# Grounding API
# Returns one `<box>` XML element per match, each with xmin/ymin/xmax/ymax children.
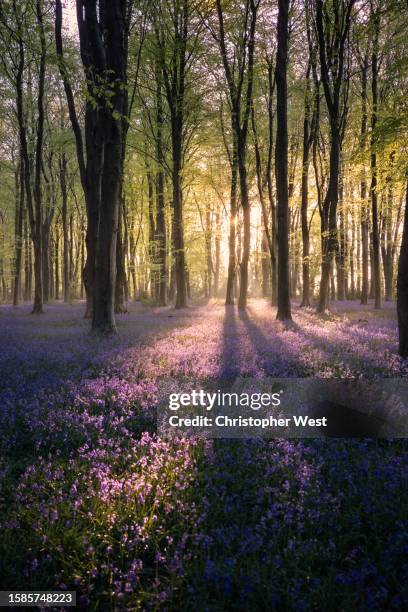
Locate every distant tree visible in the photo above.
<box><xmin>314</xmin><ymin>0</ymin><xmax>355</xmax><ymax>313</ymax></box>
<box><xmin>0</xmin><ymin>0</ymin><xmax>48</xmax><ymax>314</ymax></box>
<box><xmin>153</xmin><ymin>0</ymin><xmax>201</xmax><ymax>309</ymax></box>
<box><xmin>300</xmin><ymin>2</ymin><xmax>318</xmax><ymax>307</ymax></box>
<box><xmin>213</xmin><ymin>0</ymin><xmax>260</xmax><ymax>309</ymax></box>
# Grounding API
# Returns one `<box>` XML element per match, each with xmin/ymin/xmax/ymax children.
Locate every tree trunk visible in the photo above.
<box><xmin>215</xmin><ymin>0</ymin><xmax>258</xmax><ymax>308</ymax></box>
<box><xmin>172</xmin><ymin>131</ymin><xmax>187</xmax><ymax>309</ymax></box>
<box><xmin>0</xmin><ymin>259</ymin><xmax>6</xmax><ymax>302</ymax></box>
<box><xmin>317</xmin><ymin>131</ymin><xmax>341</xmax><ymax>313</ymax></box>
<box><xmin>330</xmin><ymin>263</ymin><xmax>336</xmax><ymax>300</ymax></box>
<box><xmin>147</xmin><ymin>168</ymin><xmax>156</xmax><ymax>300</ymax></box>
<box><xmin>238</xmin><ymin>149</ymin><xmax>250</xmax><ymax>310</ymax></box>
<box><xmin>92</xmin><ymin>2</ymin><xmax>126</xmax><ymax>333</ymax></box>
<box><xmin>13</xmin><ymin>160</ymin><xmax>24</xmax><ymax>307</ymax></box>
<box><xmin>397</xmin><ymin>180</ymin><xmax>408</xmax><ymax>356</ymax></box>
<box><xmin>261</xmin><ymin>231</ymin><xmax>270</xmax><ymax>298</ymax></box>
<box><xmin>31</xmin><ymin>237</ymin><xmax>43</xmax><ymax>314</ymax></box>
<box><xmin>186</xmin><ymin>265</ymin><xmax>191</xmax><ymax>300</ymax></box>
<box><xmin>336</xmin><ymin>168</ymin><xmax>346</xmax><ymax>300</ymax></box>
<box><xmin>356</xmin><ymin>205</ymin><xmax>361</xmax><ymax>296</ymax></box>
<box><xmin>300</xmin><ymin>62</ymin><xmax>312</xmax><ymax>307</ymax></box>
<box><xmin>252</xmin><ymin>103</ymin><xmax>274</xmax><ymax>302</ymax></box>
<box><xmin>49</xmin><ymin>234</ymin><xmax>55</xmax><ymax>300</ymax></box>
<box><xmin>268</xmin><ymin>175</ymin><xmax>278</xmax><ymax>306</ymax></box>
<box><xmin>383</xmin><ymin>157</ymin><xmax>395</xmax><ymax>301</ymax></box>
<box><xmin>115</xmin><ymin>210</ymin><xmax>128</xmax><ymax>313</ymax></box>
<box><xmin>235</xmin><ymin>218</ymin><xmax>241</xmax><ymax>299</ymax></box>
<box><xmin>83</xmin><ymin>109</ymin><xmax>103</xmax><ymax>318</ymax></box>
<box><xmin>123</xmin><ymin>209</ymin><xmax>129</xmax><ymax>303</ymax></box>
<box><xmin>155</xmin><ymin>67</ymin><xmax>167</xmax><ymax>306</ymax></box>
<box><xmin>214</xmin><ymin>209</ymin><xmax>221</xmax><ymax>297</ymax></box>
<box><xmin>42</xmin><ymin>229</ymin><xmax>50</xmax><ymax>303</ymax></box>
<box><xmin>54</xmin><ymin>225</ymin><xmax>59</xmax><ymax>301</ymax></box>
<box><xmin>168</xmin><ymin>216</ymin><xmax>176</xmax><ymax>303</ymax></box>
<box><xmin>360</xmin><ymin>56</ymin><xmax>369</xmax><ymax>306</ymax></box>
<box><xmin>350</xmin><ymin>203</ymin><xmax>356</xmax><ymax>298</ymax></box>
<box><xmin>59</xmin><ymin>154</ymin><xmax>70</xmax><ymax>303</ymax></box>
<box><xmin>266</xmin><ymin>61</ymin><xmax>278</xmax><ymax>306</ymax></box>
<box><xmin>56</xmin><ymin>0</ymin><xmax>101</xmax><ymax>319</ymax></box>
<box><xmin>82</xmin><ymin>231</ymin><xmax>86</xmax><ymax>298</ymax></box>
<box><xmin>157</xmin><ymin>1</ymin><xmax>191</xmax><ymax>310</ymax></box>
<box><xmin>29</xmin><ymin>0</ymin><xmax>46</xmax><ymax>315</ymax></box>
<box><xmin>128</xmin><ymin>214</ymin><xmax>138</xmax><ymax>301</ymax></box>
<box><xmin>275</xmin><ymin>0</ymin><xmax>291</xmax><ymax>320</ymax></box>
<box><xmin>69</xmin><ymin>213</ymin><xmax>75</xmax><ymax>298</ymax></box>
<box><xmin>24</xmin><ymin>212</ymin><xmax>31</xmax><ymax>302</ymax></box>
<box><xmin>370</xmin><ymin>9</ymin><xmax>381</xmax><ymax>309</ymax></box>
<box><xmin>92</xmin><ymin>127</ymin><xmax>122</xmax><ymax>331</ymax></box>
<box><xmin>226</xmin><ymin>142</ymin><xmax>238</xmax><ymax>305</ymax></box>
<box><xmin>205</xmin><ymin>207</ymin><xmax>213</xmax><ymax>298</ymax></box>
<box><xmin>315</xmin><ymin>0</ymin><xmax>354</xmax><ymax>313</ymax></box>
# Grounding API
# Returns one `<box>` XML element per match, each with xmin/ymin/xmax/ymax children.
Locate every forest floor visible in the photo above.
<box><xmin>0</xmin><ymin>299</ymin><xmax>407</xmax><ymax>610</ymax></box>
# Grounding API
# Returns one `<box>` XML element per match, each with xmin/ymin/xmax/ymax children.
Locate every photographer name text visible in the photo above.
<box><xmin>166</xmin><ymin>390</ymin><xmax>328</xmax><ymax>429</ymax></box>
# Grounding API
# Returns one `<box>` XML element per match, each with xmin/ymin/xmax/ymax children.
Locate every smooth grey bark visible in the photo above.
<box><xmin>300</xmin><ymin>37</ymin><xmax>317</xmax><ymax>308</ymax></box>
<box><xmin>92</xmin><ymin>1</ymin><xmax>127</xmax><ymax>333</ymax></box>
<box><xmin>56</xmin><ymin>0</ymin><xmax>105</xmax><ymax>319</ymax></box>
<box><xmin>59</xmin><ymin>154</ymin><xmax>70</xmax><ymax>303</ymax></box>
<box><xmin>275</xmin><ymin>0</ymin><xmax>291</xmax><ymax>320</ymax></box>
<box><xmin>214</xmin><ymin>208</ymin><xmax>221</xmax><ymax>297</ymax></box>
<box><xmin>224</xmin><ymin>128</ymin><xmax>238</xmax><ymax>305</ymax></box>
<box><xmin>370</xmin><ymin>6</ymin><xmax>381</xmax><ymax>309</ymax></box>
<box><xmin>360</xmin><ymin>53</ymin><xmax>369</xmax><ymax>305</ymax></box>
<box><xmin>13</xmin><ymin>159</ymin><xmax>24</xmax><ymax>307</ymax></box>
<box><xmin>155</xmin><ymin>62</ymin><xmax>167</xmax><ymax>306</ymax></box>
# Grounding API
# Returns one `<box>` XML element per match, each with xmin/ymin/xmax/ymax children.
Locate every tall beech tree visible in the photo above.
<box><xmin>219</xmin><ymin>101</ymin><xmax>239</xmax><ymax>305</ymax></box>
<box><xmin>55</xmin><ymin>0</ymin><xmax>100</xmax><ymax>318</ymax></box>
<box><xmin>359</xmin><ymin>50</ymin><xmax>369</xmax><ymax>305</ymax></box>
<box><xmin>314</xmin><ymin>0</ymin><xmax>355</xmax><ymax>313</ymax></box>
<box><xmin>32</xmin><ymin>0</ymin><xmax>46</xmax><ymax>314</ymax></box>
<box><xmin>213</xmin><ymin>0</ymin><xmax>260</xmax><ymax>309</ymax></box>
<box><xmin>275</xmin><ymin>0</ymin><xmax>291</xmax><ymax>320</ymax></box>
<box><xmin>300</xmin><ymin>7</ymin><xmax>318</xmax><ymax>307</ymax></box>
<box><xmin>56</xmin><ymin>0</ymin><xmax>128</xmax><ymax>332</ymax></box>
<box><xmin>114</xmin><ymin>1</ymin><xmax>144</xmax><ymax>314</ymax></box>
<box><xmin>89</xmin><ymin>1</ymin><xmax>127</xmax><ymax>332</ymax></box>
<box><xmin>154</xmin><ymin>61</ymin><xmax>167</xmax><ymax>307</ymax></box>
<box><xmin>251</xmin><ymin>48</ymin><xmax>278</xmax><ymax>306</ymax></box>
<box><xmin>153</xmin><ymin>0</ymin><xmax>200</xmax><ymax>309</ymax></box>
<box><xmin>12</xmin><ymin>157</ymin><xmax>24</xmax><ymax>307</ymax></box>
<box><xmin>300</xmin><ymin>58</ymin><xmax>312</xmax><ymax>307</ymax></box>
<box><xmin>136</xmin><ymin>47</ymin><xmax>168</xmax><ymax>307</ymax></box>
<box><xmin>369</xmin><ymin>0</ymin><xmax>381</xmax><ymax>309</ymax></box>
<box><xmin>59</xmin><ymin>152</ymin><xmax>70</xmax><ymax>303</ymax></box>
<box><xmin>0</xmin><ymin>0</ymin><xmax>47</xmax><ymax>314</ymax></box>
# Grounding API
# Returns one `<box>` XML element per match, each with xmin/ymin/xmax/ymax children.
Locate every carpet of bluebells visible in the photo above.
<box><xmin>0</xmin><ymin>299</ymin><xmax>407</xmax><ymax>610</ymax></box>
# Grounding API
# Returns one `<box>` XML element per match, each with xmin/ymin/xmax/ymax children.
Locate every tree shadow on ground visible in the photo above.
<box><xmin>237</xmin><ymin>307</ymin><xmax>307</xmax><ymax>376</ymax></box>
<box><xmin>236</xmin><ymin>307</ymin><xmax>389</xmax><ymax>436</ymax></box>
<box><xmin>219</xmin><ymin>305</ymin><xmax>241</xmax><ymax>379</ymax></box>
